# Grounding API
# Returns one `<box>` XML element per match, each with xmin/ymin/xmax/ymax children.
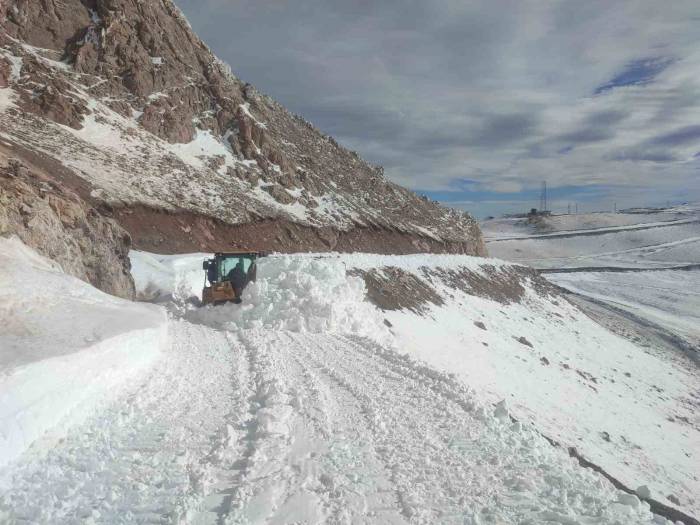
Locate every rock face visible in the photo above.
<box><xmin>0</xmin><ymin>151</ymin><xmax>136</xmax><ymax>299</ymax></box>
<box><xmin>0</xmin><ymin>0</ymin><xmax>486</xmax><ymax>256</ymax></box>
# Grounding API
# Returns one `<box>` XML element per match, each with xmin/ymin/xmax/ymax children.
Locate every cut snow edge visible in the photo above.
<box><xmin>0</xmin><ymin>237</ymin><xmax>169</xmax><ymax>470</ymax></box>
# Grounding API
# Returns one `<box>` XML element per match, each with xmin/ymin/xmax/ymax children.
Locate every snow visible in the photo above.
<box><xmin>0</xmin><ymin>86</ymin><xmax>16</xmax><ymax>112</ymax></box>
<box><xmin>130</xmin><ymin>250</ymin><xmax>207</xmax><ymax>302</ymax></box>
<box><xmin>482</xmin><ymin>207</ymin><xmax>696</xmax><ymax>240</ymax></box>
<box><xmin>1</xmin><ymin>244</ymin><xmax>695</xmax><ymax>522</ymax></box>
<box><xmin>488</xmin><ymin>222</ymin><xmax>700</xmax><ymax>269</ymax></box>
<box><xmin>239</xmin><ymin>102</ymin><xmax>267</xmax><ymax>129</ymax></box>
<box><xmin>548</xmin><ymin>269</ymin><xmax>700</xmax><ymax>346</ymax></box>
<box><xmin>479</xmin><ymin>204</ymin><xmax>700</xmax><ymax>517</ymax></box>
<box><xmin>377</xmin><ymin>265</ymin><xmax>699</xmax><ymax>518</ymax></box>
<box><xmin>166</xmin><ymin>128</ymin><xmax>235</xmax><ymax>170</ymax></box>
<box><xmin>0</xmin><ymin>237</ymin><xmax>168</xmax><ymax>469</ymax></box>
<box><xmin>127</xmin><ymin>249</ymin><xmax>699</xmax><ymax>519</ymax></box>
<box><xmin>0</xmin><ymin>50</ymin><xmax>20</xmax><ymax>110</ymax></box>
<box><xmin>7</xmin><ymin>55</ymin><xmax>23</xmax><ymax>82</ymax></box>
<box><xmin>483</xmin><ymin>205</ymin><xmax>700</xmax><ymax>269</ymax></box>
<box><xmin>187</xmin><ymin>255</ymin><xmax>391</xmax><ymax>340</ymax></box>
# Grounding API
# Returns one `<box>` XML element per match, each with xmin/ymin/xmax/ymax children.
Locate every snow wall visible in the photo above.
<box><xmin>0</xmin><ymin>238</ymin><xmax>168</xmax><ymax>469</ymax></box>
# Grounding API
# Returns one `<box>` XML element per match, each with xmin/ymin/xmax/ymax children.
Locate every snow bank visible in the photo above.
<box><xmin>0</xmin><ymin>237</ymin><xmax>168</xmax><ymax>468</ymax></box>
<box><xmin>130</xmin><ymin>250</ymin><xmax>207</xmax><ymax>302</ymax></box>
<box><xmin>188</xmin><ymin>255</ymin><xmax>390</xmax><ymax>339</ymax></box>
<box><xmin>131</xmin><ymin>250</ymin><xmax>390</xmax><ymax>339</ymax></box>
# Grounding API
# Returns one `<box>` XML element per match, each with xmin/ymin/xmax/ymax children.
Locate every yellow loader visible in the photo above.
<box><xmin>201</xmin><ymin>252</ymin><xmax>265</xmax><ymax>306</ymax></box>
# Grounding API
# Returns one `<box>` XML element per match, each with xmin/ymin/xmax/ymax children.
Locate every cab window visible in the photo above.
<box><xmin>219</xmin><ymin>256</ymin><xmax>254</xmax><ymax>280</ymax></box>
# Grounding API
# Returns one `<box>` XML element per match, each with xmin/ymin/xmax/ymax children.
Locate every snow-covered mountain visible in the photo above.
<box><xmin>0</xmin><ymin>0</ymin><xmax>483</xmax><ymax>255</ymax></box>
<box><xmin>1</xmin><ymin>2</ymin><xmax>697</xmax><ymax>523</ymax></box>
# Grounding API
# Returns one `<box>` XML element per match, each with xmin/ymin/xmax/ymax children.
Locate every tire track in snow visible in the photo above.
<box><xmin>1</xmin><ymin>317</ymin><xmax>679</xmax><ymax>524</ymax></box>
<box><xmin>290</xmin><ymin>331</ymin><xmax>649</xmax><ymax>524</ymax></box>
<box><xmin>193</xmin><ymin>330</ymin><xmax>256</xmax><ymax>525</ymax></box>
<box><xmin>214</xmin><ymin>330</ymin><xmax>406</xmax><ymax>524</ymax></box>
<box><xmin>283</xmin><ymin>333</ymin><xmax>408</xmax><ymax>524</ymax></box>
<box><xmin>0</xmin><ymin>320</ymin><xmax>243</xmax><ymax>524</ymax></box>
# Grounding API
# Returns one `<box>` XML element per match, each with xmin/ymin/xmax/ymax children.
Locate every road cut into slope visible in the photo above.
<box><xmin>132</xmin><ymin>249</ymin><xmax>698</xmax><ymax>521</ymax></box>
<box><xmin>0</xmin><ymin>248</ymin><xmax>697</xmax><ymax>523</ymax></box>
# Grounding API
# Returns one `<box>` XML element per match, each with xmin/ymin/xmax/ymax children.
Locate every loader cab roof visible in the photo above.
<box><xmin>204</xmin><ymin>252</ymin><xmax>264</xmax><ymax>285</ymax></box>
<box><xmin>213</xmin><ymin>251</ymin><xmax>266</xmax><ymax>258</ymax></box>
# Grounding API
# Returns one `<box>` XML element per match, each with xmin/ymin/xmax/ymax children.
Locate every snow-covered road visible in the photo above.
<box><xmin>0</xmin><ymin>320</ymin><xmax>668</xmax><ymax>524</ymax></box>
<box><xmin>2</xmin><ymin>242</ymin><xmax>696</xmax><ymax>524</ymax></box>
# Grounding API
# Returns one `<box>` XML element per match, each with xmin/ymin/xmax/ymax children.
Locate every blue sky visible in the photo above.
<box><xmin>175</xmin><ymin>0</ymin><xmax>700</xmax><ymax>218</ymax></box>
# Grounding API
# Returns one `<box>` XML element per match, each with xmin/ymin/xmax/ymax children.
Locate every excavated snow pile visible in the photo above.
<box><xmin>129</xmin><ymin>250</ymin><xmax>207</xmax><ymax>303</ymax></box>
<box><xmin>186</xmin><ymin>255</ymin><xmax>391</xmax><ymax>340</ymax></box>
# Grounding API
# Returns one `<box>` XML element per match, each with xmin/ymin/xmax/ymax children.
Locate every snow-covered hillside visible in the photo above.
<box><xmin>131</xmin><ymin>249</ymin><xmax>700</xmax><ymax>521</ymax></box>
<box><xmin>1</xmin><ymin>241</ymin><xmax>697</xmax><ymax>523</ymax></box>
<box><xmin>482</xmin><ymin>204</ymin><xmax>700</xmax><ymax>269</ymax></box>
<box><xmin>0</xmin><ymin>2</ymin><xmax>483</xmax><ymax>254</ymax></box>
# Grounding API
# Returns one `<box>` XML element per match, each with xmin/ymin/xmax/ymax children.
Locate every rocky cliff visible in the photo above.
<box><xmin>0</xmin><ymin>0</ymin><xmax>485</xmax><ymax>256</ymax></box>
<box><xmin>0</xmin><ymin>147</ymin><xmax>135</xmax><ymax>298</ymax></box>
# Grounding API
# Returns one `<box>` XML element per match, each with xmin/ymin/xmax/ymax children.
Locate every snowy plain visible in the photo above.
<box><xmin>1</xmin><ymin>240</ymin><xmax>694</xmax><ymax>522</ymax></box>
<box><xmin>483</xmin><ymin>205</ymin><xmax>700</xmax><ymax>351</ymax></box>
<box><xmin>482</xmin><ymin>205</ymin><xmax>700</xmax><ymax>269</ymax></box>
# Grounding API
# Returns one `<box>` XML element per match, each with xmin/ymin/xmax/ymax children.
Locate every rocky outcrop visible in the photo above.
<box><xmin>0</xmin><ymin>153</ymin><xmax>136</xmax><ymax>299</ymax></box>
<box><xmin>0</xmin><ymin>56</ymin><xmax>9</xmax><ymax>88</ymax></box>
<box><xmin>0</xmin><ymin>0</ymin><xmax>486</xmax><ymax>255</ymax></box>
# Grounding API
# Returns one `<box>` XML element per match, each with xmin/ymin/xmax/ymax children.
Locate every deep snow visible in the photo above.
<box><xmin>0</xmin><ymin>237</ymin><xmax>168</xmax><ymax>469</ymax></box>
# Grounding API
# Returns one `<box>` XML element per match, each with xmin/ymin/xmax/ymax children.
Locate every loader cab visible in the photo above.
<box><xmin>201</xmin><ymin>252</ymin><xmax>264</xmax><ymax>305</ymax></box>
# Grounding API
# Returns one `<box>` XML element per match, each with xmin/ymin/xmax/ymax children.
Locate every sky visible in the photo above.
<box><xmin>175</xmin><ymin>0</ymin><xmax>700</xmax><ymax>218</ymax></box>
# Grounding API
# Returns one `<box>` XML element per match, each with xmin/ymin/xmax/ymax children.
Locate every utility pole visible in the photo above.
<box><xmin>544</xmin><ymin>181</ymin><xmax>547</xmax><ymax>212</ymax></box>
<box><xmin>540</xmin><ymin>181</ymin><xmax>547</xmax><ymax>213</ymax></box>
<box><xmin>575</xmin><ymin>203</ymin><xmax>578</xmax><ymax>214</ymax></box>
<box><xmin>614</xmin><ymin>202</ymin><xmax>617</xmax><ymax>213</ymax></box>
<box><xmin>568</xmin><ymin>203</ymin><xmax>571</xmax><ymax>214</ymax></box>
